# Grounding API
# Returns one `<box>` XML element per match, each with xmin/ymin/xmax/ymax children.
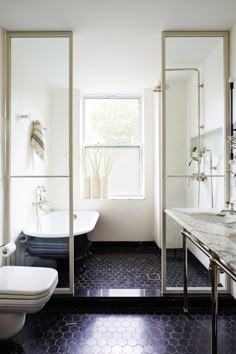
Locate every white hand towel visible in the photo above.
<box><xmin>30</xmin><ymin>120</ymin><xmax>46</xmax><ymax>161</ymax></box>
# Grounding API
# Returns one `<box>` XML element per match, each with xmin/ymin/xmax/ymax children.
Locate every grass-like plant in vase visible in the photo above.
<box><xmin>82</xmin><ymin>148</ymin><xmax>91</xmax><ymax>198</ymax></box>
<box><xmin>88</xmin><ymin>145</ymin><xmax>102</xmax><ymax>198</ymax></box>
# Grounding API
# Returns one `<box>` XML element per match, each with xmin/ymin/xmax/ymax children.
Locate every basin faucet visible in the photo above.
<box><xmin>220</xmin><ymin>202</ymin><xmax>236</xmax><ymax>215</ymax></box>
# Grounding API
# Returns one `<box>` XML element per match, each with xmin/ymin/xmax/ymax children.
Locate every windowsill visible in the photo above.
<box><xmin>81</xmin><ymin>196</ymin><xmax>145</xmax><ymax>200</ymax></box>
<box><xmin>107</xmin><ymin>196</ymin><xmax>145</xmax><ymax>200</ymax></box>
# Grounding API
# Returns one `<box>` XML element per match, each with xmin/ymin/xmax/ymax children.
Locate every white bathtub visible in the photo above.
<box><xmin>23</xmin><ymin>210</ymin><xmax>99</xmax><ymax>238</ymax></box>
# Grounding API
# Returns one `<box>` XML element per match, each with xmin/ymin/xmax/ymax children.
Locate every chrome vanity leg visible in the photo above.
<box><xmin>211</xmin><ymin>259</ymin><xmax>218</xmax><ymax>354</ymax></box>
<box><xmin>182</xmin><ymin>230</ymin><xmax>188</xmax><ymax>313</ymax></box>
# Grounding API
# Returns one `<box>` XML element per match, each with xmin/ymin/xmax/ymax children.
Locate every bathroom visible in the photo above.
<box><xmin>0</xmin><ymin>1</ymin><xmax>236</xmax><ymax>353</ymax></box>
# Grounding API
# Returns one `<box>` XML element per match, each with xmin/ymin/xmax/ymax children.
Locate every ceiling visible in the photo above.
<box><xmin>0</xmin><ymin>0</ymin><xmax>235</xmax><ymax>31</ymax></box>
<box><xmin>1</xmin><ymin>0</ymin><xmax>235</xmax><ymax>90</ymax></box>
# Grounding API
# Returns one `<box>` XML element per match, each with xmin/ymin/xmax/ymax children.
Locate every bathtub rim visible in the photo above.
<box><xmin>22</xmin><ymin>210</ymin><xmax>99</xmax><ymax>238</ymax></box>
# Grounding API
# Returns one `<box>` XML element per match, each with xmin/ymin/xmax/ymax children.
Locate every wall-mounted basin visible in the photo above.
<box><xmin>190</xmin><ymin>212</ymin><xmax>236</xmax><ymax>224</ymax></box>
<box><xmin>229</xmin><ymin>235</ymin><xmax>236</xmax><ymax>244</ymax></box>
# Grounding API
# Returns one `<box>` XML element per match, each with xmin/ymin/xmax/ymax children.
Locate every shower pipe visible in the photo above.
<box><xmin>204</xmin><ymin>149</ymin><xmax>214</xmax><ymax>208</ymax></box>
<box><xmin>229</xmin><ymin>79</ymin><xmax>235</xmax><ymax>160</ymax></box>
<box><xmin>166</xmin><ymin>68</ymin><xmax>207</xmax><ymax>208</ymax></box>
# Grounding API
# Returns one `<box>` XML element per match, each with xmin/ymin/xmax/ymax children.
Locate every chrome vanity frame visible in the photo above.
<box><xmin>181</xmin><ymin>228</ymin><xmax>236</xmax><ymax>354</ymax></box>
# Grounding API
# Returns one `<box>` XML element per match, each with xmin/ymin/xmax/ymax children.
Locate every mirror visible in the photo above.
<box><xmin>162</xmin><ymin>32</ymin><xmax>229</xmax><ymax>293</ymax></box>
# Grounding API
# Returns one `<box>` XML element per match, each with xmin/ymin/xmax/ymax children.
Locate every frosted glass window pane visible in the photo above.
<box><xmin>109</xmin><ymin>147</ymin><xmax>140</xmax><ymax>195</ymax></box>
<box><xmin>85</xmin><ymin>147</ymin><xmax>140</xmax><ymax>195</ymax></box>
<box><xmin>84</xmin><ymin>98</ymin><xmax>140</xmax><ymax>145</ymax></box>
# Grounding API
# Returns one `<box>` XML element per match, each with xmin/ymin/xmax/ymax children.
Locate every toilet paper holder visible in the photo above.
<box><xmin>0</xmin><ymin>242</ymin><xmax>16</xmax><ymax>258</ymax></box>
<box><xmin>2</xmin><ymin>248</ymin><xmax>8</xmax><ymax>255</ymax></box>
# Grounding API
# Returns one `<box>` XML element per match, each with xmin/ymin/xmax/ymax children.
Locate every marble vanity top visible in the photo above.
<box><xmin>165</xmin><ymin>208</ymin><xmax>236</xmax><ymax>277</ymax></box>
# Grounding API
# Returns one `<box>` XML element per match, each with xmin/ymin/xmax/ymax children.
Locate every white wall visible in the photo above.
<box><xmin>48</xmin><ymin>90</ymin><xmax>69</xmax><ymax>176</ymax></box>
<box><xmin>186</xmin><ymin>40</ymin><xmax>225</xmax><ymax>210</ymax></box>
<box><xmin>71</xmin><ymin>31</ymin><xmax>156</xmax><ymax>241</ymax></box>
<box><xmin>47</xmin><ymin>30</ymin><xmax>156</xmax><ymax>242</ymax></box>
<box><xmin>198</xmin><ymin>41</ymin><xmax>225</xmax><ymax>210</ymax></box>
<box><xmin>19</xmin><ymin>29</ymin><xmax>157</xmax><ymax>243</ymax></box>
<box><xmin>73</xmin><ymin>27</ymin><xmax>159</xmax><ymax>93</ymax></box>
<box><xmin>165</xmin><ymin>40</ymin><xmax>226</xmax><ymax>283</ymax></box>
<box><xmin>185</xmin><ymin>41</ymin><xmax>225</xmax><ymax>270</ymax></box>
<box><xmin>39</xmin><ymin>87</ymin><xmax>155</xmax><ymax>242</ymax></box>
<box><xmin>72</xmin><ymin>90</ymin><xmax>155</xmax><ymax>241</ymax></box>
<box><xmin>203</xmin><ymin>41</ymin><xmax>225</xmax><ymax>132</ymax></box>
<box><xmin>9</xmin><ymin>38</ymin><xmax>71</xmax><ymax>245</ymax></box>
<box><xmin>6</xmin><ymin>30</ymin><xmax>156</xmax><ymax>246</ymax></box>
<box><xmin>9</xmin><ymin>39</ymin><xmax>50</xmax><ymax>243</ymax></box>
<box><xmin>230</xmin><ymin>23</ymin><xmax>236</xmax><ymax>299</ymax></box>
<box><xmin>165</xmin><ymin>80</ymin><xmax>188</xmax><ymax>248</ymax></box>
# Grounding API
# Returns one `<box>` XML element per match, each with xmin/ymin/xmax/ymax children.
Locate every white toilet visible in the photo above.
<box><xmin>0</xmin><ymin>266</ymin><xmax>58</xmax><ymax>339</ymax></box>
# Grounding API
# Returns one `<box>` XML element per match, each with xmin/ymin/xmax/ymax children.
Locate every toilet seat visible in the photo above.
<box><xmin>0</xmin><ymin>277</ymin><xmax>58</xmax><ymax>300</ymax></box>
<box><xmin>0</xmin><ymin>266</ymin><xmax>58</xmax><ymax>339</ymax></box>
<box><xmin>0</xmin><ymin>266</ymin><xmax>58</xmax><ymax>314</ymax></box>
<box><xmin>0</xmin><ymin>284</ymin><xmax>57</xmax><ymax>311</ymax></box>
<box><xmin>0</xmin><ymin>266</ymin><xmax>58</xmax><ymax>299</ymax></box>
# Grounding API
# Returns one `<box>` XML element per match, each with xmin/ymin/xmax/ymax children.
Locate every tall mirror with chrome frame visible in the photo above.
<box><xmin>161</xmin><ymin>31</ymin><xmax>230</xmax><ymax>295</ymax></box>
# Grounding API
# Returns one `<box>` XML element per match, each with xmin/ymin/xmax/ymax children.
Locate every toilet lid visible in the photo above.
<box><xmin>0</xmin><ymin>266</ymin><xmax>58</xmax><ymax>296</ymax></box>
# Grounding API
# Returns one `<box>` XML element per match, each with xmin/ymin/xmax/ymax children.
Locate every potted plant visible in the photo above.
<box><xmin>89</xmin><ymin>145</ymin><xmax>102</xmax><ymax>198</ymax></box>
<box><xmin>82</xmin><ymin>148</ymin><xmax>91</xmax><ymax>198</ymax></box>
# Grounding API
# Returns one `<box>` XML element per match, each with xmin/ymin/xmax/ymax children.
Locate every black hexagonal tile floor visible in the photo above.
<box><xmin>0</xmin><ymin>305</ymin><xmax>235</xmax><ymax>354</ymax></box>
<box><xmin>73</xmin><ymin>244</ymin><xmax>211</xmax><ymax>292</ymax></box>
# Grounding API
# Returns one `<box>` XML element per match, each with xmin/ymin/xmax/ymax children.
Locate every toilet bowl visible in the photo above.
<box><xmin>0</xmin><ymin>266</ymin><xmax>58</xmax><ymax>339</ymax></box>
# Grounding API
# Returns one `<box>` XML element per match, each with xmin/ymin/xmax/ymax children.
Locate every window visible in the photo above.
<box><xmin>82</xmin><ymin>96</ymin><xmax>143</xmax><ymax>198</ymax></box>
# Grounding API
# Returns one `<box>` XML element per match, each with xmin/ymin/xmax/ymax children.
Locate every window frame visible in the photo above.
<box><xmin>81</xmin><ymin>94</ymin><xmax>144</xmax><ymax>198</ymax></box>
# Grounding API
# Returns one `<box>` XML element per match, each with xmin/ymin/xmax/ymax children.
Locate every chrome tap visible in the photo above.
<box><xmin>33</xmin><ymin>186</ymin><xmax>51</xmax><ymax>231</ymax></box>
<box><xmin>219</xmin><ymin>201</ymin><xmax>236</xmax><ymax>215</ymax></box>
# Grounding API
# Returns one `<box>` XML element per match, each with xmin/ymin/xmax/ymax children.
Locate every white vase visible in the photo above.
<box><xmin>101</xmin><ymin>176</ymin><xmax>109</xmax><ymax>198</ymax></box>
<box><xmin>82</xmin><ymin>176</ymin><xmax>91</xmax><ymax>198</ymax></box>
<box><xmin>91</xmin><ymin>175</ymin><xmax>101</xmax><ymax>198</ymax></box>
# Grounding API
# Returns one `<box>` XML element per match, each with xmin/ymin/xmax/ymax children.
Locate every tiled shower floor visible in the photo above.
<box><xmin>1</xmin><ymin>304</ymin><xmax>235</xmax><ymax>354</ymax></box>
<box><xmin>74</xmin><ymin>243</ymin><xmax>211</xmax><ymax>293</ymax></box>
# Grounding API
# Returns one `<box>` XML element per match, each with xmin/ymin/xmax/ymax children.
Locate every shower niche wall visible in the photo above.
<box><xmin>161</xmin><ymin>32</ymin><xmax>230</xmax><ymax>294</ymax></box>
<box><xmin>6</xmin><ymin>32</ymin><xmax>74</xmax><ymax>294</ymax></box>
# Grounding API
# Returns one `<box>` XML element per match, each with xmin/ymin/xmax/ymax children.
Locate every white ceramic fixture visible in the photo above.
<box><xmin>23</xmin><ymin>210</ymin><xmax>99</xmax><ymax>238</ymax></box>
<box><xmin>0</xmin><ymin>266</ymin><xmax>58</xmax><ymax>339</ymax></box>
<box><xmin>190</xmin><ymin>212</ymin><xmax>236</xmax><ymax>224</ymax></box>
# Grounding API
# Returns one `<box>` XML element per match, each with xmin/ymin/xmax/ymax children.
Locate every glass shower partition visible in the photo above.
<box><xmin>161</xmin><ymin>31</ymin><xmax>230</xmax><ymax>294</ymax></box>
<box><xmin>6</xmin><ymin>32</ymin><xmax>74</xmax><ymax>294</ymax></box>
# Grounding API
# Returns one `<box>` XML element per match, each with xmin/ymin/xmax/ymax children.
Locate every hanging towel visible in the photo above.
<box><xmin>30</xmin><ymin>120</ymin><xmax>46</xmax><ymax>161</ymax></box>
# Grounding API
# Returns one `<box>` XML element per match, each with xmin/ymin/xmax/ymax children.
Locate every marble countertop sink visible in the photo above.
<box><xmin>189</xmin><ymin>211</ymin><xmax>236</xmax><ymax>224</ymax></box>
<box><xmin>165</xmin><ymin>208</ymin><xmax>236</xmax><ymax>276</ymax></box>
